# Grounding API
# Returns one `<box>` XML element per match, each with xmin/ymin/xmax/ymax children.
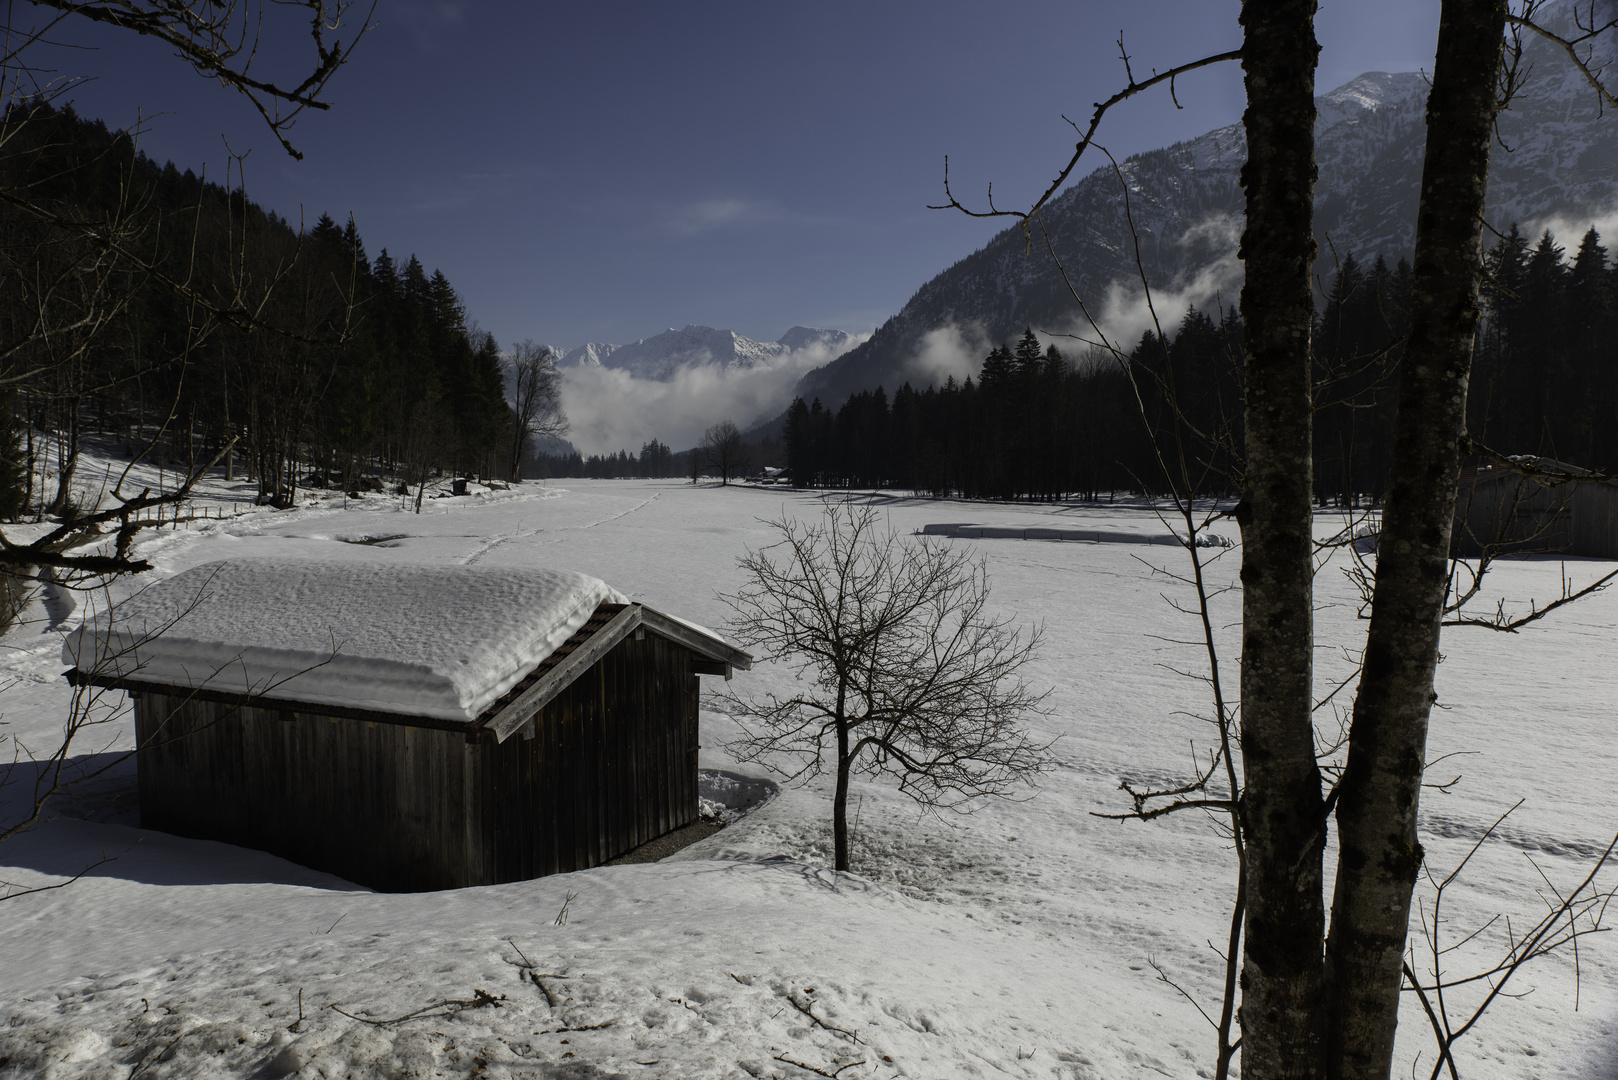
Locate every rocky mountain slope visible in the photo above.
<box><xmin>778</xmin><ymin>9</ymin><xmax>1618</xmax><ymax>422</ymax></box>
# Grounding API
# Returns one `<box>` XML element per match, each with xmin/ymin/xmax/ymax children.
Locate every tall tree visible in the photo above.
<box><xmin>701</xmin><ymin>419</ymin><xmax>745</xmax><ymax>484</ymax></box>
<box><xmin>1323</xmin><ymin>3</ymin><xmax>1510</xmax><ymax>1075</ymax></box>
<box><xmin>508</xmin><ymin>340</ymin><xmax>567</xmax><ymax>480</ymax></box>
<box><xmin>1231</xmin><ymin>4</ymin><xmax>1327</xmax><ymax>1075</ymax></box>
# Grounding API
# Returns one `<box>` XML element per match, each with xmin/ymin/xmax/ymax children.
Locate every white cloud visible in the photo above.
<box><xmin>559</xmin><ymin>334</ymin><xmax>869</xmax><ymax>456</ymax></box>
<box><xmin>905</xmin><ymin>323</ymin><xmax>995</xmax><ymax>386</ymax></box>
<box><xmin>1520</xmin><ymin>206</ymin><xmax>1618</xmax><ymax>255</ymax></box>
<box><xmin>665</xmin><ymin>198</ymin><xmax>778</xmax><ymax>237</ymax></box>
<box><xmin>1057</xmin><ymin>219</ymin><xmax>1244</xmax><ymax>354</ymax></box>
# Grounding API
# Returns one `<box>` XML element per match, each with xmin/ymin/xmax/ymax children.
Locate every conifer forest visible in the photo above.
<box><xmin>0</xmin><ymin>105</ymin><xmax>513</xmax><ymax>514</ymax></box>
<box><xmin>780</xmin><ymin>237</ymin><xmax>1618</xmax><ymax>503</ymax></box>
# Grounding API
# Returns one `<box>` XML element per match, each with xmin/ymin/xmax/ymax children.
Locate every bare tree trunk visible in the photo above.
<box><xmin>49</xmin><ymin>398</ymin><xmax>81</xmax><ymax>515</ymax></box>
<box><xmin>834</xmin><ymin>686</ymin><xmax>851</xmax><ymax>871</ymax></box>
<box><xmin>23</xmin><ymin>399</ymin><xmax>35</xmax><ymax>514</ymax></box>
<box><xmin>1325</xmin><ymin>4</ymin><xmax>1506</xmax><ymax>1076</ymax></box>
<box><xmin>1235</xmin><ymin>2</ymin><xmax>1327</xmax><ymax>1075</ymax></box>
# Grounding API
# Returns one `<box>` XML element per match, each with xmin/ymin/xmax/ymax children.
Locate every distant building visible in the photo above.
<box><xmin>1453</xmin><ymin>459</ymin><xmax>1618</xmax><ymax>560</ymax></box>
<box><xmin>65</xmin><ymin>560</ymin><xmax>751</xmax><ymax>891</ymax></box>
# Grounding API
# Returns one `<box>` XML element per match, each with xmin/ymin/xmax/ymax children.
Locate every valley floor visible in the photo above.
<box><xmin>2</xmin><ymin>474</ymin><xmax>1616</xmax><ymax>1079</ymax></box>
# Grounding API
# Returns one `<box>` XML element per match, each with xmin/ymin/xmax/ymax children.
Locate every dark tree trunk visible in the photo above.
<box><xmin>1325</xmin><ymin>3</ymin><xmax>1507</xmax><ymax>1077</ymax></box>
<box><xmin>833</xmin><ymin>702</ymin><xmax>851</xmax><ymax>871</ymax></box>
<box><xmin>1234</xmin><ymin>2</ymin><xmax>1326</xmax><ymax>1076</ymax></box>
<box><xmin>49</xmin><ymin>399</ymin><xmax>82</xmax><ymax>515</ymax></box>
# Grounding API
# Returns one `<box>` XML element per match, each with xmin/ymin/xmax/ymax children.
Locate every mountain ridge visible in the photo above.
<box><xmin>762</xmin><ymin>12</ymin><xmax>1618</xmax><ymax>434</ymax></box>
<box><xmin>555</xmin><ymin>324</ymin><xmax>854</xmax><ymax>382</ymax></box>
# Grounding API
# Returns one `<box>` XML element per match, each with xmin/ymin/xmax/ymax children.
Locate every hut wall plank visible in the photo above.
<box><xmin>134</xmin><ymin>693</ymin><xmax>473</xmax><ymax>891</ymax></box>
<box><xmin>1573</xmin><ymin>482</ymin><xmax>1618</xmax><ymax>558</ymax></box>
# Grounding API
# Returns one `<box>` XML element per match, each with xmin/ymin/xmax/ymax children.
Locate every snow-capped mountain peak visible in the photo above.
<box><xmin>560</xmin><ymin>342</ymin><xmax>619</xmax><ymax>368</ymax></box>
<box><xmin>777</xmin><ymin>326</ymin><xmax>854</xmax><ymax>354</ymax></box>
<box><xmin>554</xmin><ymin>324</ymin><xmax>854</xmax><ymax>382</ymax></box>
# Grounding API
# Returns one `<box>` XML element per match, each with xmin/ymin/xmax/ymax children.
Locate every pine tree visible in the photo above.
<box><xmin>783</xmin><ymin>397</ymin><xmax>812</xmax><ymax>487</ymax></box>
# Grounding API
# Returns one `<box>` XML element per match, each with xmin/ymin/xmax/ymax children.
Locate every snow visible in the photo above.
<box><xmin>555</xmin><ymin>325</ymin><xmax>855</xmax><ymax>382</ymax></box>
<box><xmin>4</xmin><ymin>470</ymin><xmax>1618</xmax><ymax>1078</ymax></box>
<box><xmin>62</xmin><ymin>560</ymin><xmax>629</xmax><ymax>722</ymax></box>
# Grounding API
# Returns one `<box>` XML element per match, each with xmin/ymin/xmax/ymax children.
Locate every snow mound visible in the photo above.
<box><xmin>696</xmin><ymin>769</ymin><xmax>779</xmax><ymax>824</ymax></box>
<box><xmin>62</xmin><ymin>560</ymin><xmax>629</xmax><ymax>721</ymax></box>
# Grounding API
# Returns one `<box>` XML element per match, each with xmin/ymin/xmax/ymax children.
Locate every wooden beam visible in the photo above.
<box><xmin>487</xmin><ymin>605</ymin><xmax>643</xmax><ymax>743</ymax></box>
<box><xmin>690</xmin><ymin>658</ymin><xmax>729</xmax><ymax>677</ymax></box>
<box><xmin>639</xmin><ymin>608</ymin><xmax>752</xmax><ymax>670</ymax></box>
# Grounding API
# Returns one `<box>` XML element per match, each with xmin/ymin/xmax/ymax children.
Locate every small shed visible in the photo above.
<box><xmin>1453</xmin><ymin>459</ymin><xmax>1618</xmax><ymax>560</ymax></box>
<box><xmin>64</xmin><ymin>560</ymin><xmax>751</xmax><ymax>891</ymax></box>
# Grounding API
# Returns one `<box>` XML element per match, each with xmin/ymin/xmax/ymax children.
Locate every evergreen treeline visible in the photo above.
<box><xmin>1470</xmin><ymin>224</ymin><xmax>1618</xmax><ymax>468</ymax></box>
<box><xmin>531</xmin><ymin>440</ymin><xmax>690</xmax><ymax>480</ymax></box>
<box><xmin>781</xmin><ymin>231</ymin><xmax>1618</xmax><ymax>502</ymax></box>
<box><xmin>0</xmin><ymin>104</ymin><xmax>517</xmax><ymax>512</ymax></box>
<box><xmin>531</xmin><ymin>436</ymin><xmax>789</xmax><ymax>481</ymax></box>
<box><xmin>781</xmin><ymin>324</ymin><xmax>1243</xmax><ymax>500</ymax></box>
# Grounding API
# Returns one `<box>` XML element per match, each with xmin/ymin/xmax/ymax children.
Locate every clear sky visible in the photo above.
<box><xmin>24</xmin><ymin>1</ymin><xmax>1440</xmax><ymax>352</ymax></box>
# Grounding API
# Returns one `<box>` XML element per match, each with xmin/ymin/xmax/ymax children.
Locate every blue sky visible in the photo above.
<box><xmin>27</xmin><ymin>1</ymin><xmax>1440</xmax><ymax>351</ymax></box>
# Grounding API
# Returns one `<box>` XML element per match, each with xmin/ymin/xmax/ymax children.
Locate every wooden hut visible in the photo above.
<box><xmin>64</xmin><ymin>560</ymin><xmax>751</xmax><ymax>891</ymax></box>
<box><xmin>1453</xmin><ymin>459</ymin><xmax>1618</xmax><ymax>560</ymax></box>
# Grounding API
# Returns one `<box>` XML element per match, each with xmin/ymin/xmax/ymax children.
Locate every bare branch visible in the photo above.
<box><xmin>929</xmin><ymin>47</ymin><xmax>1243</xmax><ymax>250</ymax></box>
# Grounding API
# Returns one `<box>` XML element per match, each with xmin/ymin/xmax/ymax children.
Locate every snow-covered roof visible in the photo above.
<box><xmin>63</xmin><ymin>560</ymin><xmax>630</xmax><ymax>722</ymax></box>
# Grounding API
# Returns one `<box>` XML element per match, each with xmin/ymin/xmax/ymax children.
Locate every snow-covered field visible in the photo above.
<box><xmin>2</xmin><ymin>472</ymin><xmax>1617</xmax><ymax>1079</ymax></box>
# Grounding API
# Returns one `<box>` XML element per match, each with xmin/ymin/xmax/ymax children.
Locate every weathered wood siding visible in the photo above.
<box><xmin>134</xmin><ymin>695</ymin><xmax>481</xmax><ymax>890</ymax></box>
<box><xmin>132</xmin><ymin>632</ymin><xmax>701</xmax><ymax>890</ymax></box>
<box><xmin>479</xmin><ymin>632</ymin><xmax>700</xmax><ymax>882</ymax></box>
<box><xmin>1454</xmin><ymin>475</ymin><xmax>1618</xmax><ymax>559</ymax></box>
<box><xmin>1574</xmin><ymin>482</ymin><xmax>1618</xmax><ymax>559</ymax></box>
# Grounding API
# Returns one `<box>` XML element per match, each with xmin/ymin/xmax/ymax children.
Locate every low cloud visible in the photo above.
<box><xmin>1084</xmin><ymin>248</ymin><xmax>1243</xmax><ymax>351</ymax></box>
<box><xmin>1057</xmin><ymin>218</ymin><xmax>1243</xmax><ymax>354</ymax></box>
<box><xmin>1521</xmin><ymin>206</ymin><xmax>1618</xmax><ymax>254</ymax></box>
<box><xmin>905</xmin><ymin>323</ymin><xmax>995</xmax><ymax>386</ymax></box>
<box><xmin>559</xmin><ymin>334</ymin><xmax>869</xmax><ymax>456</ymax></box>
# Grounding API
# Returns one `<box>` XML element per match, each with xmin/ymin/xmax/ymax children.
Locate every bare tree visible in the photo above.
<box><xmin>508</xmin><ymin>340</ymin><xmax>567</xmax><ymax>481</ymax></box>
<box><xmin>701</xmin><ymin>419</ymin><xmax>745</xmax><ymax>485</ymax></box>
<box><xmin>719</xmin><ymin>501</ymin><xmax>1050</xmax><ymax>872</ymax></box>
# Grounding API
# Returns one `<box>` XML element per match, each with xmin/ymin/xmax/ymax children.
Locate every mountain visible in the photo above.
<box><xmin>558</xmin><ymin>325</ymin><xmax>854</xmax><ymax>382</ymax></box>
<box><xmin>777</xmin><ymin>8</ymin><xmax>1618</xmax><ymax>422</ymax></box>
<box><xmin>777</xmin><ymin>326</ymin><xmax>855</xmax><ymax>354</ymax></box>
<box><xmin>561</xmin><ymin>342</ymin><xmax>620</xmax><ymax>369</ymax></box>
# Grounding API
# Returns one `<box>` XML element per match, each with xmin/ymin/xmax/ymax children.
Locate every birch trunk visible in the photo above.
<box><xmin>1235</xmin><ymin>2</ymin><xmax>1327</xmax><ymax>1075</ymax></box>
<box><xmin>1325</xmin><ymin>3</ymin><xmax>1507</xmax><ymax>1076</ymax></box>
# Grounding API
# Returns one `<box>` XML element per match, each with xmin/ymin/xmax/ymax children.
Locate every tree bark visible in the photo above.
<box><xmin>48</xmin><ymin>399</ymin><xmax>82</xmax><ymax>515</ymax></box>
<box><xmin>1325</xmin><ymin>4</ymin><xmax>1506</xmax><ymax>1076</ymax></box>
<box><xmin>1235</xmin><ymin>3</ymin><xmax>1327</xmax><ymax>1076</ymax></box>
<box><xmin>834</xmin><ymin>704</ymin><xmax>851</xmax><ymax>872</ymax></box>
